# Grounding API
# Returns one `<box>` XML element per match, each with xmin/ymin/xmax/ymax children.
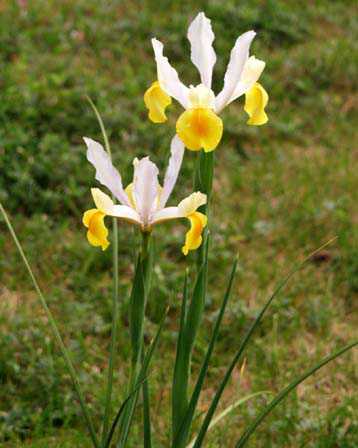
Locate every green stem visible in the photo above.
<box><xmin>117</xmin><ymin>231</ymin><xmax>152</xmax><ymax>447</ymax></box>
<box><xmin>0</xmin><ymin>203</ymin><xmax>100</xmax><ymax>448</ymax></box>
<box><xmin>194</xmin><ymin>150</ymin><xmax>214</xmax><ymax>267</ymax></box>
<box><xmin>86</xmin><ymin>95</ymin><xmax>120</xmax><ymax>446</ymax></box>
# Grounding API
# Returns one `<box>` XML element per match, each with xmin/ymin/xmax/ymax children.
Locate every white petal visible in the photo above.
<box><xmin>133</xmin><ymin>157</ymin><xmax>160</xmax><ymax>224</ymax></box>
<box><xmin>159</xmin><ymin>135</ymin><xmax>185</xmax><ymax>208</ymax></box>
<box><xmin>152</xmin><ymin>38</ymin><xmax>189</xmax><ymax>109</ymax></box>
<box><xmin>214</xmin><ymin>31</ymin><xmax>256</xmax><ymax>113</ymax></box>
<box><xmin>178</xmin><ymin>192</ymin><xmax>207</xmax><ymax>217</ymax></box>
<box><xmin>187</xmin><ymin>12</ymin><xmax>217</xmax><ymax>88</ymax></box>
<box><xmin>151</xmin><ymin>206</ymin><xmax>181</xmax><ymax>224</ymax></box>
<box><xmin>91</xmin><ymin>188</ymin><xmax>142</xmax><ymax>225</ymax></box>
<box><xmin>84</xmin><ymin>137</ymin><xmax>130</xmax><ymax>206</ymax></box>
<box><xmin>110</xmin><ymin>204</ymin><xmax>142</xmax><ymax>225</ymax></box>
<box><xmin>231</xmin><ymin>56</ymin><xmax>265</xmax><ymax>98</ymax></box>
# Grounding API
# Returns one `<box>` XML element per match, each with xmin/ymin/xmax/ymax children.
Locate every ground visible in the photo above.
<box><xmin>0</xmin><ymin>1</ymin><xmax>357</xmax><ymax>447</ymax></box>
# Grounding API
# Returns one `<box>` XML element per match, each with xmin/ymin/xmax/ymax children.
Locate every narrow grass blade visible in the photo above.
<box><xmin>173</xmin><ymin>259</ymin><xmax>238</xmax><ymax>448</ymax></box>
<box><xmin>142</xmin><ymin>377</ymin><xmax>152</xmax><ymax>448</ymax></box>
<box><xmin>104</xmin><ymin>378</ymin><xmax>147</xmax><ymax>448</ymax></box>
<box><xmin>172</xmin><ymin>270</ymin><xmax>190</xmax><ymax>439</ymax></box>
<box><xmin>235</xmin><ymin>341</ymin><xmax>357</xmax><ymax>447</ymax></box>
<box><xmin>172</xmin><ymin>236</ymin><xmax>209</xmax><ymax>442</ymax></box>
<box><xmin>192</xmin><ymin>238</ymin><xmax>337</xmax><ymax>448</ymax></box>
<box><xmin>141</xmin><ymin>304</ymin><xmax>167</xmax><ymax>448</ymax></box>
<box><xmin>85</xmin><ymin>95</ymin><xmax>121</xmax><ymax>446</ymax></box>
<box><xmin>106</xmin><ymin>307</ymin><xmax>167</xmax><ymax>448</ymax></box>
<box><xmin>186</xmin><ymin>391</ymin><xmax>270</xmax><ymax>448</ymax></box>
<box><xmin>0</xmin><ymin>203</ymin><xmax>100</xmax><ymax>448</ymax></box>
<box><xmin>86</xmin><ymin>95</ymin><xmax>112</xmax><ymax>157</ymax></box>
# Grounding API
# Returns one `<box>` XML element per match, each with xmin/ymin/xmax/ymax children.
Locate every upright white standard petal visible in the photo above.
<box><xmin>84</xmin><ymin>137</ymin><xmax>130</xmax><ymax>206</ymax></box>
<box><xmin>132</xmin><ymin>157</ymin><xmax>160</xmax><ymax>225</ymax></box>
<box><xmin>231</xmin><ymin>56</ymin><xmax>266</xmax><ymax>98</ymax></box>
<box><xmin>215</xmin><ymin>31</ymin><xmax>256</xmax><ymax>113</ymax></box>
<box><xmin>152</xmin><ymin>38</ymin><xmax>189</xmax><ymax>109</ymax></box>
<box><xmin>187</xmin><ymin>12</ymin><xmax>217</xmax><ymax>88</ymax></box>
<box><xmin>159</xmin><ymin>135</ymin><xmax>185</xmax><ymax>208</ymax></box>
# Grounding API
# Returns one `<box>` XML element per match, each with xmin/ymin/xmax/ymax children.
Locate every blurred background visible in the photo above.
<box><xmin>0</xmin><ymin>1</ymin><xmax>357</xmax><ymax>446</ymax></box>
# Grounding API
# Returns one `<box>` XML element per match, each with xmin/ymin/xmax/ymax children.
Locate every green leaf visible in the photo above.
<box><xmin>172</xmin><ymin>236</ymin><xmax>209</xmax><ymax>444</ymax></box>
<box><xmin>109</xmin><ymin>305</ymin><xmax>167</xmax><ymax>448</ymax></box>
<box><xmin>235</xmin><ymin>341</ymin><xmax>358</xmax><ymax>447</ymax></box>
<box><xmin>172</xmin><ymin>270</ymin><xmax>191</xmax><ymax>439</ymax></box>
<box><xmin>117</xmin><ymin>234</ymin><xmax>152</xmax><ymax>447</ymax></box>
<box><xmin>173</xmin><ymin>259</ymin><xmax>238</xmax><ymax>448</ymax></box>
<box><xmin>192</xmin><ymin>238</ymin><xmax>337</xmax><ymax>448</ymax></box>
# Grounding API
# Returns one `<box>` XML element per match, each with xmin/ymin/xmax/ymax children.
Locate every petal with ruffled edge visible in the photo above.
<box><xmin>83</xmin><ymin>209</ymin><xmax>109</xmax><ymax>251</ymax></box>
<box><xmin>132</xmin><ymin>157</ymin><xmax>160</xmax><ymax>225</ymax></box>
<box><xmin>187</xmin><ymin>12</ymin><xmax>217</xmax><ymax>88</ymax></box>
<box><xmin>144</xmin><ymin>81</ymin><xmax>172</xmax><ymax>123</ymax></box>
<box><xmin>159</xmin><ymin>135</ymin><xmax>185</xmax><ymax>208</ymax></box>
<box><xmin>215</xmin><ymin>31</ymin><xmax>256</xmax><ymax>113</ymax></box>
<box><xmin>176</xmin><ymin>108</ymin><xmax>223</xmax><ymax>152</ymax></box>
<box><xmin>231</xmin><ymin>56</ymin><xmax>266</xmax><ymax>100</ymax></box>
<box><xmin>182</xmin><ymin>212</ymin><xmax>207</xmax><ymax>255</ymax></box>
<box><xmin>84</xmin><ymin>137</ymin><xmax>130</xmax><ymax>206</ymax></box>
<box><xmin>178</xmin><ymin>191</ymin><xmax>207</xmax><ymax>216</ymax></box>
<box><xmin>244</xmin><ymin>82</ymin><xmax>269</xmax><ymax>126</ymax></box>
<box><xmin>152</xmin><ymin>38</ymin><xmax>189</xmax><ymax>109</ymax></box>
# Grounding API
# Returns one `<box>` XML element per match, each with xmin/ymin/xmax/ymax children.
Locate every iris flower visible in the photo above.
<box><xmin>144</xmin><ymin>12</ymin><xmax>268</xmax><ymax>152</ymax></box>
<box><xmin>82</xmin><ymin>136</ymin><xmax>207</xmax><ymax>255</ymax></box>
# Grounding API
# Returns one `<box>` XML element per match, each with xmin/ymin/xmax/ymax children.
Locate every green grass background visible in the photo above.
<box><xmin>0</xmin><ymin>0</ymin><xmax>357</xmax><ymax>446</ymax></box>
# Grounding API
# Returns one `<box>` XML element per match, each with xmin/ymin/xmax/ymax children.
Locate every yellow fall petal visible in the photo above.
<box><xmin>182</xmin><ymin>212</ymin><xmax>207</xmax><ymax>256</ymax></box>
<box><xmin>83</xmin><ymin>208</ymin><xmax>109</xmax><ymax>251</ymax></box>
<box><xmin>144</xmin><ymin>81</ymin><xmax>172</xmax><ymax>123</ymax></box>
<box><xmin>176</xmin><ymin>108</ymin><xmax>223</xmax><ymax>152</ymax></box>
<box><xmin>244</xmin><ymin>82</ymin><xmax>269</xmax><ymax>126</ymax></box>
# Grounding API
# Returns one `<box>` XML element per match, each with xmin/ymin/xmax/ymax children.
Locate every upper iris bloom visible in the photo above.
<box><xmin>82</xmin><ymin>136</ymin><xmax>207</xmax><ymax>255</ymax></box>
<box><xmin>144</xmin><ymin>12</ymin><xmax>268</xmax><ymax>152</ymax></box>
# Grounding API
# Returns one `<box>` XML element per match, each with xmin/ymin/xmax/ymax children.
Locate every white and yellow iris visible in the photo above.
<box><xmin>82</xmin><ymin>136</ymin><xmax>207</xmax><ymax>255</ymax></box>
<box><xmin>144</xmin><ymin>12</ymin><xmax>269</xmax><ymax>152</ymax></box>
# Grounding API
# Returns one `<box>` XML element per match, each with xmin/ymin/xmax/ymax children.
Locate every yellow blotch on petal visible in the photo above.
<box><xmin>182</xmin><ymin>212</ymin><xmax>207</xmax><ymax>256</ymax></box>
<box><xmin>244</xmin><ymin>82</ymin><xmax>269</xmax><ymax>126</ymax></box>
<box><xmin>83</xmin><ymin>208</ymin><xmax>109</xmax><ymax>251</ymax></box>
<box><xmin>144</xmin><ymin>81</ymin><xmax>172</xmax><ymax>123</ymax></box>
<box><xmin>176</xmin><ymin>108</ymin><xmax>223</xmax><ymax>152</ymax></box>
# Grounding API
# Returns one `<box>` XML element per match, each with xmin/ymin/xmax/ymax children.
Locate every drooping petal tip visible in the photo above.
<box><xmin>182</xmin><ymin>211</ymin><xmax>207</xmax><ymax>255</ymax></box>
<box><xmin>144</xmin><ymin>81</ymin><xmax>172</xmax><ymax>123</ymax></box>
<box><xmin>83</xmin><ymin>209</ymin><xmax>110</xmax><ymax>251</ymax></box>
<box><xmin>244</xmin><ymin>82</ymin><xmax>269</xmax><ymax>126</ymax></box>
<box><xmin>178</xmin><ymin>191</ymin><xmax>207</xmax><ymax>217</ymax></box>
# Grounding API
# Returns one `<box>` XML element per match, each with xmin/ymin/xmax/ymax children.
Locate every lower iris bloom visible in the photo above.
<box><xmin>82</xmin><ymin>136</ymin><xmax>207</xmax><ymax>255</ymax></box>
